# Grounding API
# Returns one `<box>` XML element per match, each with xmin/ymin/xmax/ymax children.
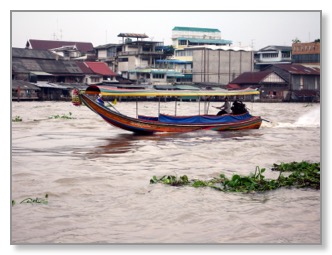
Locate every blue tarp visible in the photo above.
<box><xmin>158</xmin><ymin>112</ymin><xmax>252</xmax><ymax>124</ymax></box>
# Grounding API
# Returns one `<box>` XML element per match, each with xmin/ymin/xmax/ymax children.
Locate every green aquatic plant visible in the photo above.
<box><xmin>48</xmin><ymin>112</ymin><xmax>75</xmax><ymax>119</ymax></box>
<box><xmin>12</xmin><ymin>194</ymin><xmax>49</xmax><ymax>206</ymax></box>
<box><xmin>12</xmin><ymin>115</ymin><xmax>22</xmax><ymax>122</ymax></box>
<box><xmin>150</xmin><ymin>175</ymin><xmax>190</xmax><ymax>186</ymax></box>
<box><xmin>150</xmin><ymin>161</ymin><xmax>320</xmax><ymax>193</ymax></box>
<box><xmin>272</xmin><ymin>161</ymin><xmax>320</xmax><ymax>190</ymax></box>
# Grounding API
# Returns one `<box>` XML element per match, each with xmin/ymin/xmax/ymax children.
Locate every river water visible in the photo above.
<box><xmin>11</xmin><ymin>101</ymin><xmax>321</xmax><ymax>244</ymax></box>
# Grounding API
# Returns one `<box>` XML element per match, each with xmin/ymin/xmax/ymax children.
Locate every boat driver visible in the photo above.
<box><xmin>215</xmin><ymin>97</ymin><xmax>231</xmax><ymax>115</ymax></box>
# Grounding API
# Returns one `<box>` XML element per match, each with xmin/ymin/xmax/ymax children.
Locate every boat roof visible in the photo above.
<box><xmin>84</xmin><ymin>85</ymin><xmax>260</xmax><ymax>97</ymax></box>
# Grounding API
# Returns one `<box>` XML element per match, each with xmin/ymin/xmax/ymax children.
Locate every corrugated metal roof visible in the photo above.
<box><xmin>75</xmin><ymin>62</ymin><xmax>95</xmax><ymax>74</ymax></box>
<box><xmin>12</xmin><ymin>47</ymin><xmax>57</xmax><ymax>60</ymax></box>
<box><xmin>34</xmin><ymin>82</ymin><xmax>69</xmax><ymax>89</ymax></box>
<box><xmin>30</xmin><ymin>71</ymin><xmax>53</xmax><ymax>76</ymax></box>
<box><xmin>62</xmin><ymin>61</ymin><xmax>84</xmax><ymax>74</ymax></box>
<box><xmin>28</xmin><ymin>39</ymin><xmax>94</xmax><ymax>53</ymax></box>
<box><xmin>274</xmin><ymin>64</ymin><xmax>320</xmax><ymax>75</ymax></box>
<box><xmin>173</xmin><ymin>26</ymin><xmax>220</xmax><ymax>33</ymax></box>
<box><xmin>230</xmin><ymin>71</ymin><xmax>286</xmax><ymax>84</ymax></box>
<box><xmin>84</xmin><ymin>62</ymin><xmax>117</xmax><ymax>76</ymax></box>
<box><xmin>12</xmin><ymin>58</ymin><xmax>43</xmax><ymax>73</ymax></box>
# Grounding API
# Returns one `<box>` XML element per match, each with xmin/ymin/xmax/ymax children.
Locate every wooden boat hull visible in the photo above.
<box><xmin>80</xmin><ymin>94</ymin><xmax>262</xmax><ymax>134</ymax></box>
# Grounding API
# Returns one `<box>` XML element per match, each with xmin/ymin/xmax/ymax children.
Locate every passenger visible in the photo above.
<box><xmin>231</xmin><ymin>98</ymin><xmax>248</xmax><ymax>115</ymax></box>
<box><xmin>214</xmin><ymin>97</ymin><xmax>231</xmax><ymax>115</ymax></box>
<box><xmin>96</xmin><ymin>93</ymin><xmax>105</xmax><ymax>106</ymax></box>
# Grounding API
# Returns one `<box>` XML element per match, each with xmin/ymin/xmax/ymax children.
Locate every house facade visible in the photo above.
<box><xmin>263</xmin><ymin>64</ymin><xmax>320</xmax><ymax>101</ymax></box>
<box><xmin>254</xmin><ymin>45</ymin><xmax>292</xmax><ymax>70</ymax></box>
<box><xmin>228</xmin><ymin>71</ymin><xmax>288</xmax><ymax>101</ymax></box>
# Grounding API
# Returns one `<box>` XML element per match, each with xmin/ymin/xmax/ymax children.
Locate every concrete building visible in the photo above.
<box><xmin>191</xmin><ymin>45</ymin><xmax>254</xmax><ymax>85</ymax></box>
<box><xmin>292</xmin><ymin>41</ymin><xmax>320</xmax><ymax>65</ymax></box>
<box><xmin>168</xmin><ymin>26</ymin><xmax>233</xmax><ymax>83</ymax></box>
<box><xmin>95</xmin><ymin>33</ymin><xmax>166</xmax><ymax>82</ymax></box>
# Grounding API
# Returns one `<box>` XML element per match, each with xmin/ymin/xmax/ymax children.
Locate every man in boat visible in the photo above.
<box><xmin>231</xmin><ymin>98</ymin><xmax>248</xmax><ymax>115</ymax></box>
<box><xmin>96</xmin><ymin>93</ymin><xmax>105</xmax><ymax>106</ymax></box>
<box><xmin>214</xmin><ymin>97</ymin><xmax>231</xmax><ymax>115</ymax></box>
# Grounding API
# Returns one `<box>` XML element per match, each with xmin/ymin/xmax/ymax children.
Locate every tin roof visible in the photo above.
<box><xmin>28</xmin><ymin>39</ymin><xmax>94</xmax><ymax>53</ymax></box>
<box><xmin>273</xmin><ymin>64</ymin><xmax>320</xmax><ymax>75</ymax></box>
<box><xmin>12</xmin><ymin>47</ymin><xmax>57</xmax><ymax>60</ymax></box>
<box><xmin>75</xmin><ymin>62</ymin><xmax>95</xmax><ymax>74</ymax></box>
<box><xmin>84</xmin><ymin>62</ymin><xmax>117</xmax><ymax>76</ymax></box>
<box><xmin>230</xmin><ymin>71</ymin><xmax>286</xmax><ymax>84</ymax></box>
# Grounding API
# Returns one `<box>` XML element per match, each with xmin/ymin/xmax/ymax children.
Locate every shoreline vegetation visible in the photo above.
<box><xmin>150</xmin><ymin>161</ymin><xmax>320</xmax><ymax>193</ymax></box>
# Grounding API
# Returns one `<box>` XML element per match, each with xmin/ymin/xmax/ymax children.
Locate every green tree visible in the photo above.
<box><xmin>163</xmin><ymin>45</ymin><xmax>174</xmax><ymax>57</ymax></box>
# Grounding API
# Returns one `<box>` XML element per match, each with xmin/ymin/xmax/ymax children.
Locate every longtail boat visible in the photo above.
<box><xmin>72</xmin><ymin>85</ymin><xmax>262</xmax><ymax>134</ymax></box>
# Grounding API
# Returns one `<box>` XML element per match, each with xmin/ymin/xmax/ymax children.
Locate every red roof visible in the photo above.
<box><xmin>28</xmin><ymin>39</ymin><xmax>94</xmax><ymax>53</ymax></box>
<box><xmin>226</xmin><ymin>83</ymin><xmax>242</xmax><ymax>90</ymax></box>
<box><xmin>75</xmin><ymin>62</ymin><xmax>94</xmax><ymax>74</ymax></box>
<box><xmin>84</xmin><ymin>62</ymin><xmax>117</xmax><ymax>76</ymax></box>
<box><xmin>230</xmin><ymin>71</ymin><xmax>277</xmax><ymax>84</ymax></box>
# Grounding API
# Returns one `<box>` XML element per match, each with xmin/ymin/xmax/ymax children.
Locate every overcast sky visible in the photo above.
<box><xmin>11</xmin><ymin>11</ymin><xmax>321</xmax><ymax>51</ymax></box>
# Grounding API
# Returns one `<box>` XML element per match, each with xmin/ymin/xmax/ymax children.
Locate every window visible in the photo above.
<box><xmin>281</xmin><ymin>51</ymin><xmax>291</xmax><ymax>58</ymax></box>
<box><xmin>118</xmin><ymin>58</ymin><xmax>128</xmax><ymax>62</ymax></box>
<box><xmin>262</xmin><ymin>53</ymin><xmax>278</xmax><ymax>58</ymax></box>
<box><xmin>178</xmin><ymin>40</ymin><xmax>187</xmax><ymax>46</ymax></box>
<box><xmin>152</xmin><ymin>74</ymin><xmax>165</xmax><ymax>79</ymax></box>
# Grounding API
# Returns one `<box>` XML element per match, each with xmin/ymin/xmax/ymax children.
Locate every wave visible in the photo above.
<box><xmin>295</xmin><ymin>106</ymin><xmax>320</xmax><ymax>126</ymax></box>
<box><xmin>274</xmin><ymin>106</ymin><xmax>320</xmax><ymax>128</ymax></box>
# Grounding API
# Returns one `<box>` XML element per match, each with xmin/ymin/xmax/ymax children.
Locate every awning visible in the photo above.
<box><xmin>30</xmin><ymin>71</ymin><xmax>53</xmax><ymax>76</ymax></box>
<box><xmin>12</xmin><ymin>80</ymin><xmax>41</xmax><ymax>90</ymax></box>
<box><xmin>35</xmin><ymin>82</ymin><xmax>69</xmax><ymax>89</ymax></box>
<box><xmin>166</xmin><ymin>72</ymin><xmax>185</xmax><ymax>78</ymax></box>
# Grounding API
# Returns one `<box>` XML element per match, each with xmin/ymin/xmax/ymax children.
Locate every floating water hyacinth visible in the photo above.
<box><xmin>150</xmin><ymin>161</ymin><xmax>320</xmax><ymax>193</ymax></box>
